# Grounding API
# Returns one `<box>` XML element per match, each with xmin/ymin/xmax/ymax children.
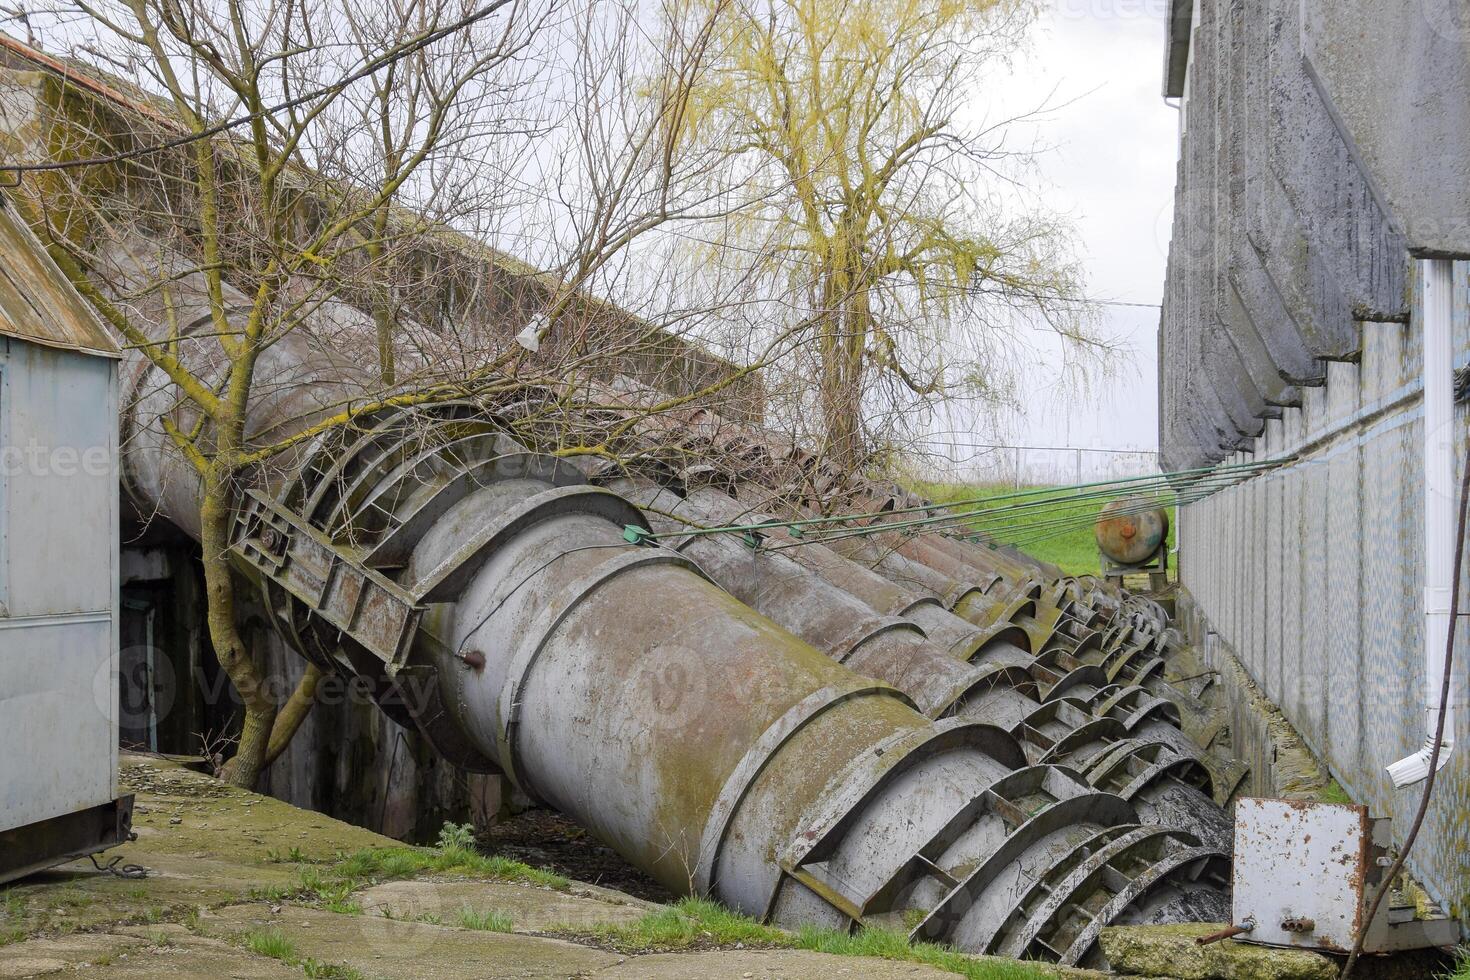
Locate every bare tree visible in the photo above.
<box><xmin>0</xmin><ymin>0</ymin><xmax>793</xmax><ymax>788</ymax></box>
<box><xmin>7</xmin><ymin>0</ymin><xmax>544</xmax><ymax>787</ymax></box>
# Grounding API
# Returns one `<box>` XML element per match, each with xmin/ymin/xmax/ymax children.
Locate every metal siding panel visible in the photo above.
<box><xmin>2</xmin><ymin>342</ymin><xmax>116</xmax><ymax>618</ymax></box>
<box><xmin>0</xmin><ymin>615</ymin><xmax>115</xmax><ymax>831</ymax></box>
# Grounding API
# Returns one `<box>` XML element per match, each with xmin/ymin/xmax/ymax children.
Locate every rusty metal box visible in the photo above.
<box><xmin>1233</xmin><ymin>797</ymin><xmax>1458</xmax><ymax>953</ymax></box>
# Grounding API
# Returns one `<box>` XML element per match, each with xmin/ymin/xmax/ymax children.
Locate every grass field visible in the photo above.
<box><xmin>913</xmin><ymin>482</ymin><xmax>1177</xmax><ymax>578</ymax></box>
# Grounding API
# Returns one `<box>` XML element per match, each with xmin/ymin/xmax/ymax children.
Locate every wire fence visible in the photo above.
<box><xmin>909</xmin><ymin>440</ymin><xmax>1161</xmax><ymax>488</ymax></box>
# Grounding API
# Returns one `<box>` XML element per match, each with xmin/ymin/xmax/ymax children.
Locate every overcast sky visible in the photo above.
<box><xmin>937</xmin><ymin>2</ymin><xmax>1179</xmax><ymax>470</ymax></box>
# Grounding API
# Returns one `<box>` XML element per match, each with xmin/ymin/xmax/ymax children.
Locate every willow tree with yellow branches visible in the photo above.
<box><xmin>680</xmin><ymin>0</ymin><xmax>1102</xmax><ymax>472</ymax></box>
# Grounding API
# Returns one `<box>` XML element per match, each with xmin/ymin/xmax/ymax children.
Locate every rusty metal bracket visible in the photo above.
<box><xmin>230</xmin><ymin>489</ymin><xmax>422</xmax><ymax>667</ymax></box>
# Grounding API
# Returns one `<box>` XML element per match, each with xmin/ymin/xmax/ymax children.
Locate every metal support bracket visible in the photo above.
<box><xmin>230</xmin><ymin>489</ymin><xmax>422</xmax><ymax>667</ymax></box>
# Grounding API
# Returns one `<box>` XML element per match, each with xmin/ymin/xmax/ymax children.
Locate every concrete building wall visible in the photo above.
<box><xmin>1177</xmin><ymin>262</ymin><xmax>1470</xmax><ymax>921</ymax></box>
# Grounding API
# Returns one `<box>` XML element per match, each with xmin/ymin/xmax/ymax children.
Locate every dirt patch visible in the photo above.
<box><xmin>477</xmin><ymin>809</ymin><xmax>676</xmax><ymax>904</ymax></box>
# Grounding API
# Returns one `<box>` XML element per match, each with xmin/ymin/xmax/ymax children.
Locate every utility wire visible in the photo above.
<box><xmin>623</xmin><ymin>456</ymin><xmax>1291</xmax><ymax>550</ymax></box>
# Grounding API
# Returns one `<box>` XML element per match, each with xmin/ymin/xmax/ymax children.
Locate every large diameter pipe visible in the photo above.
<box><xmin>113</xmin><ymin>249</ymin><xmax>1227</xmax><ymax>966</ymax></box>
<box><xmin>612</xmin><ymin>478</ymin><xmax>1230</xmax><ymax>849</ymax></box>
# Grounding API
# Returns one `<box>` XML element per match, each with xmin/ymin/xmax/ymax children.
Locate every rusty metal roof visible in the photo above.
<box><xmin>0</xmin><ymin>194</ymin><xmax>119</xmax><ymax>359</ymax></box>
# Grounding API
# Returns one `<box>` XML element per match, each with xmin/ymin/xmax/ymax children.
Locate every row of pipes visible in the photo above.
<box><xmin>114</xmin><ymin>244</ymin><xmax>1238</xmax><ymax>968</ymax></box>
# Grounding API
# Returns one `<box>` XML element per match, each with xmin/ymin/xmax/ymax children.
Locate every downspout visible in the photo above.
<box><xmin>1388</xmin><ymin>258</ymin><xmax>1458</xmax><ymax>788</ymax></box>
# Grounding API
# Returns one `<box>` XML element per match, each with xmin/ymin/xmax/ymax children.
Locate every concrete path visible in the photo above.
<box><xmin>2</xmin><ymin>754</ymin><xmax>1089</xmax><ymax>980</ymax></box>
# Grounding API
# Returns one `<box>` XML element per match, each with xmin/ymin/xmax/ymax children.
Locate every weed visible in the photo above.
<box><xmin>51</xmin><ymin>889</ymin><xmax>93</xmax><ymax>909</ymax></box>
<box><xmin>242</xmin><ymin>927</ymin><xmax>297</xmax><ymax>961</ymax></box>
<box><xmin>325</xmin><ymin>844</ymin><xmax>569</xmax><ymax>893</ymax></box>
<box><xmin>301</xmin><ymin>958</ymin><xmax>364</xmax><ymax>979</ymax></box>
<box><xmin>322</xmin><ymin>896</ymin><xmax>362</xmax><ymax>916</ymax></box>
<box><xmin>595</xmin><ymin>898</ymin><xmax>778</xmax><ymax>951</ymax></box>
<box><xmin>457</xmin><ymin>907</ymin><xmax>513</xmax><ymax>932</ymax></box>
<box><xmin>797</xmin><ymin>925</ymin><xmax>1053</xmax><ymax>980</ymax></box>
<box><xmin>436</xmin><ymin>822</ymin><xmax>477</xmax><ymax>851</ymax></box>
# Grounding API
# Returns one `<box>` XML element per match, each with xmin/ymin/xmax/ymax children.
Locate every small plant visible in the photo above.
<box><xmin>302</xmin><ymin>959</ymin><xmax>364</xmax><ymax>979</ymax></box>
<box><xmin>145</xmin><ymin>929</ymin><xmax>174</xmax><ymax>947</ymax></box>
<box><xmin>457</xmin><ymin>907</ymin><xmax>514</xmax><ymax>932</ymax></box>
<box><xmin>322</xmin><ymin>895</ymin><xmax>362</xmax><ymax>916</ymax></box>
<box><xmin>436</xmin><ymin>822</ymin><xmax>477</xmax><ymax>852</ymax></box>
<box><xmin>242</xmin><ymin>927</ymin><xmax>298</xmax><ymax>961</ymax></box>
<box><xmin>52</xmin><ymin>889</ymin><xmax>93</xmax><ymax>909</ymax></box>
<box><xmin>586</xmin><ymin>898</ymin><xmax>1056</xmax><ymax>980</ymax></box>
<box><xmin>266</xmin><ymin>847</ymin><xmax>307</xmax><ymax>864</ymax></box>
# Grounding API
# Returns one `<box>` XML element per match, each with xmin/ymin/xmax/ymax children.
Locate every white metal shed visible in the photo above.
<box><xmin>0</xmin><ymin>193</ymin><xmax>131</xmax><ymax>883</ymax></box>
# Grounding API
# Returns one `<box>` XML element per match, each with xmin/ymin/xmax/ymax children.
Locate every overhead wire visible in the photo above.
<box><xmin>624</xmin><ymin>455</ymin><xmax>1293</xmax><ymax>551</ymax></box>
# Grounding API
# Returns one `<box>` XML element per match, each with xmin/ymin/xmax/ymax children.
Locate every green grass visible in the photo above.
<box><xmin>237</xmin><ymin>926</ymin><xmax>364</xmax><ymax>980</ymax></box>
<box><xmin>1316</xmin><ymin>780</ymin><xmax>1355</xmax><ymax>805</ymax></box>
<box><xmin>913</xmin><ymin>481</ymin><xmax>1177</xmax><ymax>578</ymax></box>
<box><xmin>246</xmin><ymin>826</ymin><xmax>1056</xmax><ymax>979</ymax></box>
<box><xmin>457</xmin><ymin>907</ymin><xmax>514</xmax><ymax>932</ymax></box>
<box><xmin>1443</xmin><ymin>949</ymin><xmax>1470</xmax><ymax>979</ymax></box>
<box><xmin>796</xmin><ymin>924</ymin><xmax>1053</xmax><ymax>980</ymax></box>
<box><xmin>242</xmin><ymin>927</ymin><xmax>298</xmax><ymax>961</ymax></box>
<box><xmin>589</xmin><ymin>897</ymin><xmax>1058</xmax><ymax>979</ymax></box>
<box><xmin>251</xmin><ymin>821</ymin><xmax>569</xmax><ymax>910</ymax></box>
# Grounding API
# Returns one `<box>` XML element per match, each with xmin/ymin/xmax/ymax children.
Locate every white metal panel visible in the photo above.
<box><xmin>1232</xmin><ymin>797</ymin><xmax>1369</xmax><ymax>952</ymax></box>
<box><xmin>0</xmin><ymin>613</ymin><xmax>116</xmax><ymax>832</ymax></box>
<box><xmin>1</xmin><ymin>340</ymin><xmax>117</xmax><ymax>618</ymax></box>
<box><xmin>0</xmin><ymin>334</ymin><xmax>120</xmax><ymax>838</ymax></box>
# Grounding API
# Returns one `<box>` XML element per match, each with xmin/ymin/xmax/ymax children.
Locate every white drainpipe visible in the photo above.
<box><xmin>1388</xmin><ymin>258</ymin><xmax>1458</xmax><ymax>789</ymax></box>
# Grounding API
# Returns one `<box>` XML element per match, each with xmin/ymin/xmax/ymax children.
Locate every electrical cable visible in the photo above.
<box><xmin>623</xmin><ymin>456</ymin><xmax>1290</xmax><ymax>552</ymax></box>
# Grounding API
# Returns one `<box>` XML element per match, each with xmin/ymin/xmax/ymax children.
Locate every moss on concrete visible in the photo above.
<box><xmin>1100</xmin><ymin>924</ymin><xmax>1337</xmax><ymax>980</ymax></box>
<box><xmin>0</xmin><ymin>752</ymin><xmax>1104</xmax><ymax>979</ymax></box>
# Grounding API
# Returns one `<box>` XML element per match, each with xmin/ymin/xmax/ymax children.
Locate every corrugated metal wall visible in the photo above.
<box><xmin>1179</xmin><ymin>263</ymin><xmax>1470</xmax><ymax>920</ymax></box>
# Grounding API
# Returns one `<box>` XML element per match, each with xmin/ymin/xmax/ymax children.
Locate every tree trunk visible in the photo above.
<box><xmin>198</xmin><ymin>467</ymin><xmax>277</xmax><ymax>789</ymax></box>
<box><xmin>263</xmin><ymin>665</ymin><xmax>324</xmax><ymax>768</ymax></box>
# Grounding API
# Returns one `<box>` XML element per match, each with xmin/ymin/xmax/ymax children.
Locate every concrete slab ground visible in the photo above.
<box><xmin>2</xmin><ymin>754</ymin><xmax>1099</xmax><ymax>980</ymax></box>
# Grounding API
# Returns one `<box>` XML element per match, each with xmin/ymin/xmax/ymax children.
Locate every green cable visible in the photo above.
<box><xmin>620</xmin><ymin>454</ymin><xmax>1293</xmax><ymax>551</ymax></box>
<box><xmin>768</xmin><ymin>458</ymin><xmax>1288</xmax><ymax>551</ymax></box>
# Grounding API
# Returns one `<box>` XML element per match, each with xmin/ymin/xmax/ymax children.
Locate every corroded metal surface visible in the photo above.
<box><xmin>1095</xmin><ymin>499</ymin><xmax>1170</xmax><ymax>567</ymax></box>
<box><xmin>608</xmin><ymin>476</ymin><xmax>1231</xmax><ymax>851</ymax></box>
<box><xmin>1180</xmin><ymin>282</ymin><xmax>1470</xmax><ymax>924</ymax></box>
<box><xmin>0</xmin><ymin>197</ymin><xmax>120</xmax><ymax>358</ymax></box>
